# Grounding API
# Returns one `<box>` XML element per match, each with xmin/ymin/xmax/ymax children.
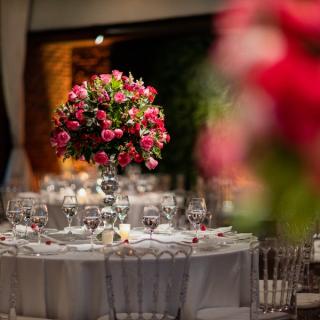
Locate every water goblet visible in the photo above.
<box><xmin>113</xmin><ymin>195</ymin><xmax>130</xmax><ymax>224</ymax></box>
<box><xmin>142</xmin><ymin>206</ymin><xmax>160</xmax><ymax>239</ymax></box>
<box><xmin>62</xmin><ymin>195</ymin><xmax>78</xmax><ymax>234</ymax></box>
<box><xmin>20</xmin><ymin>198</ymin><xmax>35</xmax><ymax>237</ymax></box>
<box><xmin>6</xmin><ymin>199</ymin><xmax>24</xmax><ymax>240</ymax></box>
<box><xmin>100</xmin><ymin>207</ymin><xmax>117</xmax><ymax>229</ymax></box>
<box><xmin>186</xmin><ymin>197</ymin><xmax>207</xmax><ymax>238</ymax></box>
<box><xmin>30</xmin><ymin>202</ymin><xmax>49</xmax><ymax>244</ymax></box>
<box><xmin>161</xmin><ymin>194</ymin><xmax>177</xmax><ymax>231</ymax></box>
<box><xmin>83</xmin><ymin>206</ymin><xmax>101</xmax><ymax>249</ymax></box>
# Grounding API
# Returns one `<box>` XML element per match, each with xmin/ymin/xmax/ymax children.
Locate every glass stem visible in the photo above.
<box><xmin>13</xmin><ymin>225</ymin><xmax>16</xmax><ymax>241</ymax></box>
<box><xmin>196</xmin><ymin>224</ymin><xmax>199</xmax><ymax>238</ymax></box>
<box><xmin>68</xmin><ymin>219</ymin><xmax>72</xmax><ymax>234</ymax></box>
<box><xmin>37</xmin><ymin>231</ymin><xmax>41</xmax><ymax>244</ymax></box>
<box><xmin>90</xmin><ymin>231</ymin><xmax>94</xmax><ymax>250</ymax></box>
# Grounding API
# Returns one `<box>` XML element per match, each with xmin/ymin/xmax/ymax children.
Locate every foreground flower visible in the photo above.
<box><xmin>101</xmin><ymin>129</ymin><xmax>115</xmax><ymax>142</ymax></box>
<box><xmin>118</xmin><ymin>152</ymin><xmax>131</xmax><ymax>167</ymax></box>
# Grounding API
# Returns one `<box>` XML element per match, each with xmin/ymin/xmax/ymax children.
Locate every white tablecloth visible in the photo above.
<box><xmin>0</xmin><ymin>242</ymin><xmax>250</xmax><ymax>320</ymax></box>
<box><xmin>47</xmin><ymin>193</ymin><xmax>163</xmax><ymax>230</ymax></box>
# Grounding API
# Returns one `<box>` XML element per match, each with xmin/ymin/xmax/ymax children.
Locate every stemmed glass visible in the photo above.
<box><xmin>20</xmin><ymin>198</ymin><xmax>35</xmax><ymax>237</ymax></box>
<box><xmin>161</xmin><ymin>194</ymin><xmax>177</xmax><ymax>231</ymax></box>
<box><xmin>62</xmin><ymin>196</ymin><xmax>78</xmax><ymax>234</ymax></box>
<box><xmin>83</xmin><ymin>206</ymin><xmax>101</xmax><ymax>249</ymax></box>
<box><xmin>6</xmin><ymin>199</ymin><xmax>24</xmax><ymax>241</ymax></box>
<box><xmin>30</xmin><ymin>202</ymin><xmax>49</xmax><ymax>244</ymax></box>
<box><xmin>100</xmin><ymin>208</ymin><xmax>117</xmax><ymax>230</ymax></box>
<box><xmin>186</xmin><ymin>198</ymin><xmax>207</xmax><ymax>238</ymax></box>
<box><xmin>142</xmin><ymin>206</ymin><xmax>160</xmax><ymax>239</ymax></box>
<box><xmin>113</xmin><ymin>195</ymin><xmax>130</xmax><ymax>224</ymax></box>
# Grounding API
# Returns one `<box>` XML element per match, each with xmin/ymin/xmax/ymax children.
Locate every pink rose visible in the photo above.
<box><xmin>156</xmin><ymin>141</ymin><xmax>164</xmax><ymax>149</ymax></box>
<box><xmin>56</xmin><ymin>131</ymin><xmax>70</xmax><ymax>147</ymax></box>
<box><xmin>101</xmin><ymin>129</ymin><xmax>115</xmax><ymax>142</ymax></box>
<box><xmin>112</xmin><ymin>70</ymin><xmax>123</xmax><ymax>81</ymax></box>
<box><xmin>68</xmin><ymin>91</ymin><xmax>77</xmax><ymax>102</ymax></box>
<box><xmin>140</xmin><ymin>135</ymin><xmax>154</xmax><ymax>151</ymax></box>
<box><xmin>114</xmin><ymin>92</ymin><xmax>126</xmax><ymax>103</ymax></box>
<box><xmin>101</xmin><ymin>119</ymin><xmax>112</xmax><ymax>129</ymax></box>
<box><xmin>114</xmin><ymin>129</ymin><xmax>123</xmax><ymax>139</ymax></box>
<box><xmin>78</xmin><ymin>87</ymin><xmax>87</xmax><ymax>99</ymax></box>
<box><xmin>166</xmin><ymin>134</ymin><xmax>171</xmax><ymax>143</ymax></box>
<box><xmin>93</xmin><ymin>151</ymin><xmax>109</xmax><ymax>165</ymax></box>
<box><xmin>96</xmin><ymin>110</ymin><xmax>106</xmax><ymax>120</ymax></box>
<box><xmin>145</xmin><ymin>157</ymin><xmax>158</xmax><ymax>170</ymax></box>
<box><xmin>66</xmin><ymin>121</ymin><xmax>80</xmax><ymax>131</ymax></box>
<box><xmin>100</xmin><ymin>74</ymin><xmax>112</xmax><ymax>84</ymax></box>
<box><xmin>75</xmin><ymin>109</ymin><xmax>85</xmax><ymax>122</ymax></box>
<box><xmin>129</xmin><ymin>107</ymin><xmax>139</xmax><ymax>119</ymax></box>
<box><xmin>118</xmin><ymin>152</ymin><xmax>131</xmax><ymax>168</ymax></box>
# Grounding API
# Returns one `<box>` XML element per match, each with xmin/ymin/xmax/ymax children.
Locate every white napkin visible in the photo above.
<box><xmin>66</xmin><ymin>243</ymin><xmax>103</xmax><ymax>251</ymax></box>
<box><xmin>62</xmin><ymin>227</ymin><xmax>86</xmax><ymax>235</ymax></box>
<box><xmin>0</xmin><ymin>239</ymin><xmax>28</xmax><ymax>246</ymax></box>
<box><xmin>16</xmin><ymin>225</ymin><xmax>34</xmax><ymax>234</ymax></box>
<box><xmin>23</xmin><ymin>243</ymin><xmax>64</xmax><ymax>254</ymax></box>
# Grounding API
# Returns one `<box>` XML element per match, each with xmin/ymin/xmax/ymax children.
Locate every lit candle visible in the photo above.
<box><xmin>119</xmin><ymin>224</ymin><xmax>130</xmax><ymax>241</ymax></box>
<box><xmin>102</xmin><ymin>229</ymin><xmax>114</xmax><ymax>245</ymax></box>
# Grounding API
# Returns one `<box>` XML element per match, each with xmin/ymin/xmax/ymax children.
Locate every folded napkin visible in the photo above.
<box><xmin>16</xmin><ymin>225</ymin><xmax>34</xmax><ymax>234</ymax></box>
<box><xmin>0</xmin><ymin>239</ymin><xmax>28</xmax><ymax>246</ymax></box>
<box><xmin>66</xmin><ymin>243</ymin><xmax>104</xmax><ymax>252</ymax></box>
<box><xmin>62</xmin><ymin>226</ymin><xmax>86</xmax><ymax>235</ymax></box>
<box><xmin>154</xmin><ymin>224</ymin><xmax>173</xmax><ymax>234</ymax></box>
<box><xmin>23</xmin><ymin>243</ymin><xmax>64</xmax><ymax>254</ymax></box>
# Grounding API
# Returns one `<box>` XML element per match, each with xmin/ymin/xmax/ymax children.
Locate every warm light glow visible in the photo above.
<box><xmin>95</xmin><ymin>35</ymin><xmax>104</xmax><ymax>45</ymax></box>
<box><xmin>119</xmin><ymin>224</ymin><xmax>131</xmax><ymax>241</ymax></box>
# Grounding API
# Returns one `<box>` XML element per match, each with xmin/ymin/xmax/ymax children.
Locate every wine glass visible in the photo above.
<box><xmin>161</xmin><ymin>194</ymin><xmax>177</xmax><ymax>231</ymax></box>
<box><xmin>6</xmin><ymin>199</ymin><xmax>24</xmax><ymax>240</ymax></box>
<box><xmin>83</xmin><ymin>206</ymin><xmax>101</xmax><ymax>249</ymax></box>
<box><xmin>113</xmin><ymin>195</ymin><xmax>130</xmax><ymax>224</ymax></box>
<box><xmin>30</xmin><ymin>202</ymin><xmax>49</xmax><ymax>244</ymax></box>
<box><xmin>186</xmin><ymin>198</ymin><xmax>207</xmax><ymax>238</ymax></box>
<box><xmin>142</xmin><ymin>206</ymin><xmax>160</xmax><ymax>239</ymax></box>
<box><xmin>20</xmin><ymin>198</ymin><xmax>35</xmax><ymax>237</ymax></box>
<box><xmin>100</xmin><ymin>207</ymin><xmax>117</xmax><ymax>229</ymax></box>
<box><xmin>62</xmin><ymin>196</ymin><xmax>78</xmax><ymax>234</ymax></box>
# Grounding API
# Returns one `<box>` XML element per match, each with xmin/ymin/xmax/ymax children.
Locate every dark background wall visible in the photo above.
<box><xmin>1</xmin><ymin>15</ymin><xmax>215</xmax><ymax>187</ymax></box>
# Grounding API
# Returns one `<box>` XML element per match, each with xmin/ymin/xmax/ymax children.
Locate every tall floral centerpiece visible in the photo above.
<box><xmin>50</xmin><ymin>70</ymin><xmax>169</xmax><ymax>216</ymax></box>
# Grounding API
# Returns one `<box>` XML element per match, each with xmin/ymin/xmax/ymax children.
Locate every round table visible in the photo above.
<box><xmin>0</xmin><ymin>235</ymin><xmax>251</xmax><ymax>320</ymax></box>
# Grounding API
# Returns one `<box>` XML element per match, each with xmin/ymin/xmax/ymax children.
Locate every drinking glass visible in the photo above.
<box><xmin>62</xmin><ymin>195</ymin><xmax>78</xmax><ymax>234</ymax></box>
<box><xmin>142</xmin><ymin>206</ymin><xmax>160</xmax><ymax>239</ymax></box>
<box><xmin>6</xmin><ymin>199</ymin><xmax>24</xmax><ymax>240</ymax></box>
<box><xmin>161</xmin><ymin>194</ymin><xmax>177</xmax><ymax>230</ymax></box>
<box><xmin>20</xmin><ymin>198</ymin><xmax>35</xmax><ymax>237</ymax></box>
<box><xmin>113</xmin><ymin>195</ymin><xmax>130</xmax><ymax>224</ymax></box>
<box><xmin>186</xmin><ymin>198</ymin><xmax>207</xmax><ymax>238</ymax></box>
<box><xmin>30</xmin><ymin>202</ymin><xmax>49</xmax><ymax>244</ymax></box>
<box><xmin>100</xmin><ymin>208</ymin><xmax>117</xmax><ymax>229</ymax></box>
<box><xmin>83</xmin><ymin>206</ymin><xmax>101</xmax><ymax>249</ymax></box>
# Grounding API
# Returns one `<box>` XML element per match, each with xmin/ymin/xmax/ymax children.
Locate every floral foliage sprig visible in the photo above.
<box><xmin>50</xmin><ymin>70</ymin><xmax>170</xmax><ymax>170</ymax></box>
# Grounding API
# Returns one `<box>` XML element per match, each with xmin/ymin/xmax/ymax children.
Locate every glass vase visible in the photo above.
<box><xmin>100</xmin><ymin>161</ymin><xmax>119</xmax><ymax>229</ymax></box>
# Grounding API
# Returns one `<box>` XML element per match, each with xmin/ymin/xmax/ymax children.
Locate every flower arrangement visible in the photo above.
<box><xmin>197</xmin><ymin>0</ymin><xmax>320</xmax><ymax>231</ymax></box>
<box><xmin>50</xmin><ymin>70</ymin><xmax>170</xmax><ymax>170</ymax></box>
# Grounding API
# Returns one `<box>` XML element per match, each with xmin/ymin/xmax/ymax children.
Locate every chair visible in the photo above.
<box><xmin>97</xmin><ymin>239</ymin><xmax>192</xmax><ymax>320</ymax></box>
<box><xmin>296</xmin><ymin>241</ymin><xmax>320</xmax><ymax>320</ymax></box>
<box><xmin>0</xmin><ymin>243</ymin><xmax>55</xmax><ymax>320</ymax></box>
<box><xmin>196</xmin><ymin>240</ymin><xmax>304</xmax><ymax>320</ymax></box>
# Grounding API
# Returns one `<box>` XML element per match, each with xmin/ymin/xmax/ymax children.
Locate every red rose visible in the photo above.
<box><xmin>140</xmin><ymin>135</ymin><xmax>154</xmax><ymax>151</ymax></box>
<box><xmin>93</xmin><ymin>151</ymin><xmax>109</xmax><ymax>165</ymax></box>
<box><xmin>66</xmin><ymin>121</ymin><xmax>80</xmax><ymax>131</ymax></box>
<box><xmin>192</xmin><ymin>237</ymin><xmax>199</xmax><ymax>243</ymax></box>
<box><xmin>56</xmin><ymin>131</ymin><xmax>70</xmax><ymax>147</ymax></box>
<box><xmin>96</xmin><ymin>110</ymin><xmax>106</xmax><ymax>120</ymax></box>
<box><xmin>118</xmin><ymin>152</ymin><xmax>131</xmax><ymax>168</ymax></box>
<box><xmin>101</xmin><ymin>129</ymin><xmax>115</xmax><ymax>142</ymax></box>
<box><xmin>114</xmin><ymin>129</ymin><xmax>123</xmax><ymax>139</ymax></box>
<box><xmin>200</xmin><ymin>224</ymin><xmax>207</xmax><ymax>231</ymax></box>
<box><xmin>134</xmin><ymin>153</ymin><xmax>144</xmax><ymax>163</ymax></box>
